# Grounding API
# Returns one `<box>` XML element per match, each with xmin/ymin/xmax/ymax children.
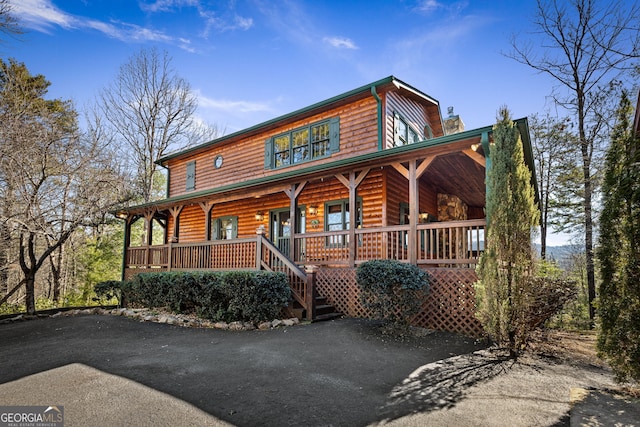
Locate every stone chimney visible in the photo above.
<box><xmin>443</xmin><ymin>106</ymin><xmax>465</xmax><ymax>135</ymax></box>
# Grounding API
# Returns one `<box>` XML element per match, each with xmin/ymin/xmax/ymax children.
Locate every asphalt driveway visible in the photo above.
<box><xmin>0</xmin><ymin>314</ymin><xmax>485</xmax><ymax>426</ymax></box>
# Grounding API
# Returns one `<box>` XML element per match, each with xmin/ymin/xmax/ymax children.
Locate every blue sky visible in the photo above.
<box><xmin>7</xmin><ymin>0</ymin><xmax>556</xmax><ymax>132</ymax></box>
<box><xmin>6</xmin><ymin>0</ymin><xmax>589</xmax><ymax>244</ymax></box>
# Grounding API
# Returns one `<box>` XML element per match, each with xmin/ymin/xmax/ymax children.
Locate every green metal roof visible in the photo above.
<box><xmin>157</xmin><ymin>75</ymin><xmax>440</xmax><ymax>164</ymax></box>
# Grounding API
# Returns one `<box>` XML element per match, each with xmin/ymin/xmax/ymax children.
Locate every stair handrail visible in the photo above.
<box><xmin>257</xmin><ymin>234</ymin><xmax>310</xmax><ymax>314</ymax></box>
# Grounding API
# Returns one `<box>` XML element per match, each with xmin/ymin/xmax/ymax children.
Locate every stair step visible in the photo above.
<box><xmin>313</xmin><ymin>312</ymin><xmax>342</xmax><ymax>322</ymax></box>
<box><xmin>315</xmin><ymin>304</ymin><xmax>336</xmax><ymax>316</ymax></box>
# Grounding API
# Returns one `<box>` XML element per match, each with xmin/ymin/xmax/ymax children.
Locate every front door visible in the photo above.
<box><xmin>271</xmin><ymin>207</ymin><xmax>305</xmax><ymax>256</ymax></box>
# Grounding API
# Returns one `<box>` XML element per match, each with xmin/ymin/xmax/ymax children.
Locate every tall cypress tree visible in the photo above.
<box><xmin>597</xmin><ymin>90</ymin><xmax>640</xmax><ymax>383</ymax></box>
<box><xmin>476</xmin><ymin>107</ymin><xmax>539</xmax><ymax>357</ymax></box>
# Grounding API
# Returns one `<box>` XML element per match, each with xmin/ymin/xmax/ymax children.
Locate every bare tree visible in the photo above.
<box><xmin>509</xmin><ymin>0</ymin><xmax>640</xmax><ymax>324</ymax></box>
<box><xmin>0</xmin><ymin>0</ymin><xmax>22</xmax><ymax>41</ymax></box>
<box><xmin>97</xmin><ymin>47</ymin><xmax>199</xmax><ymax>203</ymax></box>
<box><xmin>0</xmin><ymin>59</ymin><xmax>131</xmax><ymax>314</ymax></box>
<box><xmin>529</xmin><ymin>113</ymin><xmax>576</xmax><ymax>258</ymax></box>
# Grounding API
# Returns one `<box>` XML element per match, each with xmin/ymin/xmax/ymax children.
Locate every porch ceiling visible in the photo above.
<box><xmin>421</xmin><ymin>151</ymin><xmax>486</xmax><ymax>208</ymax></box>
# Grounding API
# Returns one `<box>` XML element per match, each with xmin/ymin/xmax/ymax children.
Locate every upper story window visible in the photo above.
<box><xmin>265</xmin><ymin>117</ymin><xmax>340</xmax><ymax>169</ymax></box>
<box><xmin>393</xmin><ymin>112</ymin><xmax>421</xmax><ymax>147</ymax></box>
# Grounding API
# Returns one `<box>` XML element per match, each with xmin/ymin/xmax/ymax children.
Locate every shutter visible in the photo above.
<box><xmin>186</xmin><ymin>161</ymin><xmax>196</xmax><ymax>191</ymax></box>
<box><xmin>264</xmin><ymin>138</ymin><xmax>273</xmax><ymax>169</ymax></box>
<box><xmin>212</xmin><ymin>218</ymin><xmax>220</xmax><ymax>240</ymax></box>
<box><xmin>329</xmin><ymin>117</ymin><xmax>340</xmax><ymax>153</ymax></box>
<box><xmin>231</xmin><ymin>216</ymin><xmax>238</xmax><ymax>239</ymax></box>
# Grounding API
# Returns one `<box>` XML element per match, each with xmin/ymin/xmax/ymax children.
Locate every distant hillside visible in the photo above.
<box><xmin>535</xmin><ymin>244</ymin><xmax>584</xmax><ymax>269</ymax></box>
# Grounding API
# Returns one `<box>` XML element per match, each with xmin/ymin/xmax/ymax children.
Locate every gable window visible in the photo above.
<box><xmin>265</xmin><ymin>117</ymin><xmax>340</xmax><ymax>169</ymax></box>
<box><xmin>186</xmin><ymin>161</ymin><xmax>196</xmax><ymax>191</ymax></box>
<box><xmin>211</xmin><ymin>216</ymin><xmax>238</xmax><ymax>240</ymax></box>
<box><xmin>325</xmin><ymin>198</ymin><xmax>362</xmax><ymax>245</ymax></box>
<box><xmin>393</xmin><ymin>112</ymin><xmax>421</xmax><ymax>147</ymax></box>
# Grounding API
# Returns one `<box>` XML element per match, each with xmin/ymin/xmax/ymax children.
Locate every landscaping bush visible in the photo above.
<box><xmin>94</xmin><ymin>280</ymin><xmax>126</xmax><ymax>306</ymax></box>
<box><xmin>99</xmin><ymin>271</ymin><xmax>291</xmax><ymax>323</ymax></box>
<box><xmin>222</xmin><ymin>271</ymin><xmax>291</xmax><ymax>323</ymax></box>
<box><xmin>356</xmin><ymin>259</ymin><xmax>429</xmax><ymax>327</ymax></box>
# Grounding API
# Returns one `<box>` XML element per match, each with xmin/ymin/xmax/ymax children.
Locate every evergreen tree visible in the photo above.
<box><xmin>596</xmin><ymin>90</ymin><xmax>640</xmax><ymax>383</ymax></box>
<box><xmin>476</xmin><ymin>107</ymin><xmax>539</xmax><ymax>357</ymax></box>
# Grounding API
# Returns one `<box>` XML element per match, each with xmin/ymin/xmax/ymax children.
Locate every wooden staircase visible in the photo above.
<box><xmin>258</xmin><ymin>234</ymin><xmax>340</xmax><ymax>322</ymax></box>
<box><xmin>290</xmin><ymin>295</ymin><xmax>341</xmax><ymax>322</ymax></box>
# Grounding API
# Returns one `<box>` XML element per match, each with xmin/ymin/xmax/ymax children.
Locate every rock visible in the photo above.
<box><xmin>228</xmin><ymin>321</ymin><xmax>244</xmax><ymax>331</ymax></box>
<box><xmin>271</xmin><ymin>319</ymin><xmax>283</xmax><ymax>328</ymax></box>
<box><xmin>157</xmin><ymin>315</ymin><xmax>170</xmax><ymax>324</ymax></box>
<box><xmin>143</xmin><ymin>315</ymin><xmax>155</xmax><ymax>322</ymax></box>
<box><xmin>288</xmin><ymin>317</ymin><xmax>300</xmax><ymax>325</ymax></box>
<box><xmin>243</xmin><ymin>322</ymin><xmax>256</xmax><ymax>330</ymax></box>
<box><xmin>213</xmin><ymin>322</ymin><xmax>229</xmax><ymax>330</ymax></box>
<box><xmin>282</xmin><ymin>319</ymin><xmax>295</xmax><ymax>327</ymax></box>
<box><xmin>258</xmin><ymin>322</ymin><xmax>272</xmax><ymax>330</ymax></box>
<box><xmin>51</xmin><ymin>311</ymin><xmax>63</xmax><ymax>318</ymax></box>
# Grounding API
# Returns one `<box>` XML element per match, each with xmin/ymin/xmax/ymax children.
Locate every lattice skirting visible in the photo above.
<box><xmin>316</xmin><ymin>267</ymin><xmax>484</xmax><ymax>337</ymax></box>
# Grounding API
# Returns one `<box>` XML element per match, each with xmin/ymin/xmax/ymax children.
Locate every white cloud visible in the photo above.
<box><xmin>323</xmin><ymin>36</ymin><xmax>358</xmax><ymax>50</ymax></box>
<box><xmin>138</xmin><ymin>0</ymin><xmax>199</xmax><ymax>13</ymax></box>
<box><xmin>11</xmin><ymin>0</ymin><xmax>73</xmax><ymax>31</ymax></box>
<box><xmin>197</xmin><ymin>92</ymin><xmax>272</xmax><ymax>113</ymax></box>
<box><xmin>415</xmin><ymin>0</ymin><xmax>443</xmax><ymax>14</ymax></box>
<box><xmin>11</xmin><ymin>0</ymin><xmax>195</xmax><ymax>51</ymax></box>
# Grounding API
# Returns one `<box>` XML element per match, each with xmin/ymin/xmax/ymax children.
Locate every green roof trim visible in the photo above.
<box><xmin>126</xmin><ymin>119</ymin><xmax>537</xmax><ymax>213</ymax></box>
<box><xmin>157</xmin><ymin>76</ymin><xmax>440</xmax><ymax>164</ymax></box>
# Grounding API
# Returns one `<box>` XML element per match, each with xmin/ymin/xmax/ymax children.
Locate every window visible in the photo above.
<box><xmin>211</xmin><ymin>216</ymin><xmax>238</xmax><ymax>240</ymax></box>
<box><xmin>324</xmin><ymin>198</ymin><xmax>362</xmax><ymax>245</ymax></box>
<box><xmin>265</xmin><ymin>117</ymin><xmax>340</xmax><ymax>169</ymax></box>
<box><xmin>186</xmin><ymin>161</ymin><xmax>196</xmax><ymax>191</ymax></box>
<box><xmin>393</xmin><ymin>112</ymin><xmax>421</xmax><ymax>147</ymax></box>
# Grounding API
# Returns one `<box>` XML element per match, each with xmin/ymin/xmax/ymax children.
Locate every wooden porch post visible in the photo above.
<box><xmin>168</xmin><ymin>205</ymin><xmax>184</xmax><ymax>243</ymax></box>
<box><xmin>121</xmin><ymin>215</ymin><xmax>134</xmax><ymax>281</ymax></box>
<box><xmin>144</xmin><ymin>211</ymin><xmax>154</xmax><ymax>246</ymax></box>
<box><xmin>199</xmin><ymin>201</ymin><xmax>215</xmax><ymax>240</ymax></box>
<box><xmin>284</xmin><ymin>182</ymin><xmax>307</xmax><ymax>260</ymax></box>
<box><xmin>392</xmin><ymin>157</ymin><xmax>435</xmax><ymax>265</ymax></box>
<box><xmin>335</xmin><ymin>169</ymin><xmax>370</xmax><ymax>268</ymax></box>
<box><xmin>408</xmin><ymin>159</ymin><xmax>418</xmax><ymax>265</ymax></box>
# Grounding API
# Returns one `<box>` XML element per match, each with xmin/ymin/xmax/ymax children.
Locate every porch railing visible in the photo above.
<box><xmin>294</xmin><ymin>219</ymin><xmax>486</xmax><ymax>267</ymax></box>
<box><xmin>126</xmin><ymin>219</ymin><xmax>486</xmax><ymax>273</ymax></box>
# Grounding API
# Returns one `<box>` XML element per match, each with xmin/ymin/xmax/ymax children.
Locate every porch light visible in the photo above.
<box><xmin>308</xmin><ymin>205</ymin><xmax>318</xmax><ymax>216</ymax></box>
<box><xmin>255</xmin><ymin>211</ymin><xmax>264</xmax><ymax>221</ymax></box>
<box><xmin>419</xmin><ymin>212</ymin><xmax>431</xmax><ymax>223</ymax></box>
<box><xmin>114</xmin><ymin>211</ymin><xmax>128</xmax><ymax>220</ymax></box>
<box><xmin>471</xmin><ymin>142</ymin><xmax>481</xmax><ymax>152</ymax></box>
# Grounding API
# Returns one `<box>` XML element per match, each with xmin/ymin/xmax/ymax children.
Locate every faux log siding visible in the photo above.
<box><xmin>167</xmin><ymin>171</ymin><xmax>385</xmax><ymax>243</ymax></box>
<box><xmin>385</xmin><ymin>167</ymin><xmax>437</xmax><ymax>226</ymax></box>
<box><xmin>166</xmin><ymin>98</ymin><xmax>379</xmax><ymax>199</ymax></box>
<box><xmin>384</xmin><ymin>91</ymin><xmax>440</xmax><ymax>149</ymax></box>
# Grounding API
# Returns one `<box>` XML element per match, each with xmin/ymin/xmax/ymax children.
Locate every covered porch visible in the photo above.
<box><xmin>117</xmin><ymin>127</ymin><xmax>495</xmax><ymax>333</ymax></box>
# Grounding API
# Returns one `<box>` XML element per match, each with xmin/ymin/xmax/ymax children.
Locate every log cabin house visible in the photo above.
<box><xmin>116</xmin><ymin>76</ymin><xmax>537</xmax><ymax>336</ymax></box>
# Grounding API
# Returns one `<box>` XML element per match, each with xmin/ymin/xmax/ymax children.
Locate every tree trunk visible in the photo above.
<box><xmin>25</xmin><ymin>273</ymin><xmax>36</xmax><ymax>315</ymax></box>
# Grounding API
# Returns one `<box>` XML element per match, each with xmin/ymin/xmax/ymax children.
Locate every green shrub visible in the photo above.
<box><xmin>107</xmin><ymin>270</ymin><xmax>291</xmax><ymax>323</ymax></box>
<box><xmin>95</xmin><ymin>280</ymin><xmax>125</xmax><ymax>306</ymax></box>
<box><xmin>224</xmin><ymin>271</ymin><xmax>291</xmax><ymax>323</ymax></box>
<box><xmin>356</xmin><ymin>259</ymin><xmax>429</xmax><ymax>326</ymax></box>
